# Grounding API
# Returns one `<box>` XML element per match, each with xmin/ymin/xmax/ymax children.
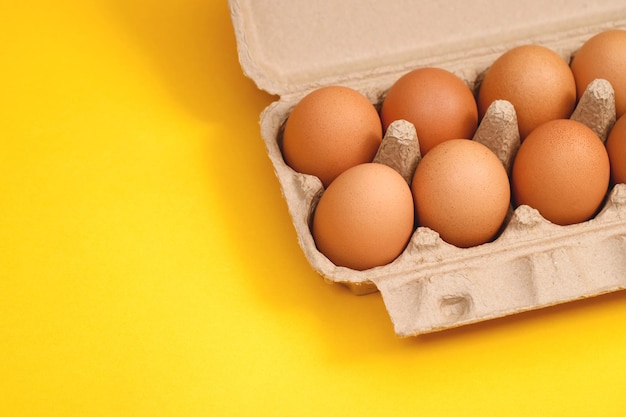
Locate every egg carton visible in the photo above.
<box><xmin>229</xmin><ymin>0</ymin><xmax>626</xmax><ymax>336</ymax></box>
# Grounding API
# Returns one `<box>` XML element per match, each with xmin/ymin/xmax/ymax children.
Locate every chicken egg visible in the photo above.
<box><xmin>380</xmin><ymin>67</ymin><xmax>478</xmax><ymax>155</ymax></box>
<box><xmin>477</xmin><ymin>45</ymin><xmax>577</xmax><ymax>140</ymax></box>
<box><xmin>512</xmin><ymin>119</ymin><xmax>610</xmax><ymax>225</ymax></box>
<box><xmin>411</xmin><ymin>139</ymin><xmax>510</xmax><ymax>248</ymax></box>
<box><xmin>312</xmin><ymin>163</ymin><xmax>414</xmax><ymax>271</ymax></box>
<box><xmin>282</xmin><ymin>86</ymin><xmax>382</xmax><ymax>188</ymax></box>
<box><xmin>571</xmin><ymin>29</ymin><xmax>626</xmax><ymax>118</ymax></box>
<box><xmin>606</xmin><ymin>113</ymin><xmax>626</xmax><ymax>185</ymax></box>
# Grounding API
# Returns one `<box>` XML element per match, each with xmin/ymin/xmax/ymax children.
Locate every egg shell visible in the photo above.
<box><xmin>607</xmin><ymin>113</ymin><xmax>626</xmax><ymax>184</ymax></box>
<box><xmin>230</xmin><ymin>0</ymin><xmax>626</xmax><ymax>336</ymax></box>
<box><xmin>282</xmin><ymin>85</ymin><xmax>382</xmax><ymax>187</ymax></box>
<box><xmin>512</xmin><ymin>119</ymin><xmax>610</xmax><ymax>226</ymax></box>
<box><xmin>411</xmin><ymin>139</ymin><xmax>511</xmax><ymax>248</ymax></box>
<box><xmin>477</xmin><ymin>45</ymin><xmax>577</xmax><ymax>140</ymax></box>
<box><xmin>312</xmin><ymin>163</ymin><xmax>415</xmax><ymax>271</ymax></box>
<box><xmin>571</xmin><ymin>29</ymin><xmax>626</xmax><ymax>118</ymax></box>
<box><xmin>380</xmin><ymin>68</ymin><xmax>478</xmax><ymax>154</ymax></box>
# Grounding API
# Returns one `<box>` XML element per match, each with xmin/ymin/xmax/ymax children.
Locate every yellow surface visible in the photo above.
<box><xmin>2</xmin><ymin>1</ymin><xmax>626</xmax><ymax>415</ymax></box>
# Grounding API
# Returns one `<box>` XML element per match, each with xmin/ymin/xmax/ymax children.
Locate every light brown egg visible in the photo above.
<box><xmin>411</xmin><ymin>139</ymin><xmax>510</xmax><ymax>248</ymax></box>
<box><xmin>606</xmin><ymin>113</ymin><xmax>626</xmax><ymax>184</ymax></box>
<box><xmin>380</xmin><ymin>67</ymin><xmax>478</xmax><ymax>155</ymax></box>
<box><xmin>477</xmin><ymin>45</ymin><xmax>577</xmax><ymax>140</ymax></box>
<box><xmin>282</xmin><ymin>86</ymin><xmax>382</xmax><ymax>188</ymax></box>
<box><xmin>512</xmin><ymin>119</ymin><xmax>610</xmax><ymax>226</ymax></box>
<box><xmin>571</xmin><ymin>29</ymin><xmax>626</xmax><ymax>118</ymax></box>
<box><xmin>312</xmin><ymin>163</ymin><xmax>414</xmax><ymax>271</ymax></box>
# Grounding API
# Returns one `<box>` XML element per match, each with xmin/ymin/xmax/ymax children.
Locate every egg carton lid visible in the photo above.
<box><xmin>229</xmin><ymin>0</ymin><xmax>626</xmax><ymax>97</ymax></box>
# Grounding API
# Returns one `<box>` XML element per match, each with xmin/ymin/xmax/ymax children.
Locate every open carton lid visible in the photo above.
<box><xmin>229</xmin><ymin>0</ymin><xmax>626</xmax><ymax>97</ymax></box>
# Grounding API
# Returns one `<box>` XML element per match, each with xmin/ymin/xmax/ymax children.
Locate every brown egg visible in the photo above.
<box><xmin>571</xmin><ymin>30</ymin><xmax>626</xmax><ymax>118</ymax></box>
<box><xmin>282</xmin><ymin>86</ymin><xmax>382</xmax><ymax>188</ymax></box>
<box><xmin>606</xmin><ymin>113</ymin><xmax>626</xmax><ymax>184</ymax></box>
<box><xmin>512</xmin><ymin>119</ymin><xmax>610</xmax><ymax>225</ymax></box>
<box><xmin>380</xmin><ymin>67</ymin><xmax>478</xmax><ymax>155</ymax></box>
<box><xmin>411</xmin><ymin>139</ymin><xmax>510</xmax><ymax>248</ymax></box>
<box><xmin>477</xmin><ymin>45</ymin><xmax>577</xmax><ymax>140</ymax></box>
<box><xmin>312</xmin><ymin>163</ymin><xmax>414</xmax><ymax>271</ymax></box>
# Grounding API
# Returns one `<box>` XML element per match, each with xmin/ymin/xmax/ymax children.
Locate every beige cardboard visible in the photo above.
<box><xmin>231</xmin><ymin>0</ymin><xmax>626</xmax><ymax>96</ymax></box>
<box><xmin>229</xmin><ymin>0</ymin><xmax>626</xmax><ymax>336</ymax></box>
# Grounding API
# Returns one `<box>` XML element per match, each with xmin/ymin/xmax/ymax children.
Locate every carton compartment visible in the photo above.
<box><xmin>258</xmin><ymin>37</ymin><xmax>626</xmax><ymax>336</ymax></box>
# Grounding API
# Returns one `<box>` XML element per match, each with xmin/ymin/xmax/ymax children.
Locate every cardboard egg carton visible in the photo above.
<box><xmin>229</xmin><ymin>0</ymin><xmax>626</xmax><ymax>336</ymax></box>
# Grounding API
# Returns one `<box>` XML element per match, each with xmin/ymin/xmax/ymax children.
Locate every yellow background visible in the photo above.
<box><xmin>2</xmin><ymin>1</ymin><xmax>626</xmax><ymax>415</ymax></box>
